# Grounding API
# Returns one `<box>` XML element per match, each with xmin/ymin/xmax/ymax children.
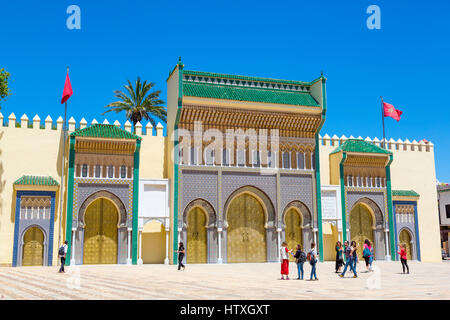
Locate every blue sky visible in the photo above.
<box><xmin>1</xmin><ymin>0</ymin><xmax>449</xmax><ymax>181</ymax></box>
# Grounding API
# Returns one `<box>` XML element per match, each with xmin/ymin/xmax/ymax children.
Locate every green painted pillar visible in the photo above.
<box><xmin>386</xmin><ymin>155</ymin><xmax>396</xmax><ymax>260</ymax></box>
<box><xmin>132</xmin><ymin>140</ymin><xmax>141</xmax><ymax>265</ymax></box>
<box><xmin>339</xmin><ymin>153</ymin><xmax>347</xmax><ymax>242</ymax></box>
<box><xmin>65</xmin><ymin>136</ymin><xmax>75</xmax><ymax>266</ymax></box>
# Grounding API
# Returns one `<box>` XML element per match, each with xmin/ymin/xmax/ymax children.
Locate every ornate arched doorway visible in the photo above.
<box><xmin>22</xmin><ymin>226</ymin><xmax>44</xmax><ymax>266</ymax></box>
<box><xmin>399</xmin><ymin>229</ymin><xmax>413</xmax><ymax>260</ymax></box>
<box><xmin>284</xmin><ymin>208</ymin><xmax>303</xmax><ymax>262</ymax></box>
<box><xmin>350</xmin><ymin>203</ymin><xmax>375</xmax><ymax>259</ymax></box>
<box><xmin>227</xmin><ymin>193</ymin><xmax>267</xmax><ymax>263</ymax></box>
<box><xmin>186</xmin><ymin>207</ymin><xmax>207</xmax><ymax>264</ymax></box>
<box><xmin>83</xmin><ymin>198</ymin><xmax>119</xmax><ymax>264</ymax></box>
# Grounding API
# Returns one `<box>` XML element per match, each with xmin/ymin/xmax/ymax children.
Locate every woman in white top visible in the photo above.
<box><xmin>280</xmin><ymin>241</ymin><xmax>292</xmax><ymax>280</ymax></box>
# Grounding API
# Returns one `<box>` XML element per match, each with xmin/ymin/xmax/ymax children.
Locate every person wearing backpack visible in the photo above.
<box><xmin>339</xmin><ymin>240</ymin><xmax>357</xmax><ymax>278</ymax></box>
<box><xmin>308</xmin><ymin>243</ymin><xmax>319</xmax><ymax>281</ymax></box>
<box><xmin>363</xmin><ymin>239</ymin><xmax>373</xmax><ymax>272</ymax></box>
<box><xmin>293</xmin><ymin>244</ymin><xmax>306</xmax><ymax>280</ymax></box>
<box><xmin>58</xmin><ymin>240</ymin><xmax>68</xmax><ymax>273</ymax></box>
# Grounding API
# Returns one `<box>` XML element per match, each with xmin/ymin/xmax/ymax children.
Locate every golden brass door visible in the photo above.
<box><xmin>399</xmin><ymin>229</ymin><xmax>412</xmax><ymax>260</ymax></box>
<box><xmin>285</xmin><ymin>208</ymin><xmax>303</xmax><ymax>262</ymax></box>
<box><xmin>186</xmin><ymin>207</ymin><xmax>207</xmax><ymax>264</ymax></box>
<box><xmin>227</xmin><ymin>193</ymin><xmax>266</xmax><ymax>263</ymax></box>
<box><xmin>83</xmin><ymin>198</ymin><xmax>118</xmax><ymax>264</ymax></box>
<box><xmin>22</xmin><ymin>227</ymin><xmax>44</xmax><ymax>266</ymax></box>
<box><xmin>350</xmin><ymin>203</ymin><xmax>375</xmax><ymax>259</ymax></box>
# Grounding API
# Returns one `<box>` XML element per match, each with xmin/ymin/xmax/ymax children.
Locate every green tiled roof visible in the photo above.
<box><xmin>183</xmin><ymin>70</ymin><xmax>322</xmax><ymax>86</ymax></box>
<box><xmin>183</xmin><ymin>82</ymin><xmax>320</xmax><ymax>107</ymax></box>
<box><xmin>392</xmin><ymin>190</ymin><xmax>420</xmax><ymax>197</ymax></box>
<box><xmin>14</xmin><ymin>175</ymin><xmax>59</xmax><ymax>186</ymax></box>
<box><xmin>330</xmin><ymin>139</ymin><xmax>392</xmax><ymax>155</ymax></box>
<box><xmin>71</xmin><ymin>124</ymin><xmax>141</xmax><ymax>140</ymax></box>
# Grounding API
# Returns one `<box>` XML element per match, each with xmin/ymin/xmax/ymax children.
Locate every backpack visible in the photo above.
<box><xmin>308</xmin><ymin>250</ymin><xmax>316</xmax><ymax>265</ymax></box>
<box><xmin>363</xmin><ymin>247</ymin><xmax>371</xmax><ymax>258</ymax></box>
<box><xmin>299</xmin><ymin>251</ymin><xmax>307</xmax><ymax>263</ymax></box>
<box><xmin>58</xmin><ymin>246</ymin><xmax>65</xmax><ymax>256</ymax></box>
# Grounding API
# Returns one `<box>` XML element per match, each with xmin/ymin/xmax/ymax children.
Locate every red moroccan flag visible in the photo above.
<box><xmin>61</xmin><ymin>72</ymin><xmax>73</xmax><ymax>104</ymax></box>
<box><xmin>383</xmin><ymin>102</ymin><xmax>402</xmax><ymax>121</ymax></box>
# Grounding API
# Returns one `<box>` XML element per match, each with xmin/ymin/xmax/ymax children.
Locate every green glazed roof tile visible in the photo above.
<box><xmin>14</xmin><ymin>175</ymin><xmax>59</xmax><ymax>186</ymax></box>
<box><xmin>70</xmin><ymin>124</ymin><xmax>141</xmax><ymax>140</ymax></box>
<box><xmin>392</xmin><ymin>190</ymin><xmax>420</xmax><ymax>197</ymax></box>
<box><xmin>183</xmin><ymin>82</ymin><xmax>319</xmax><ymax>107</ymax></box>
<box><xmin>330</xmin><ymin>139</ymin><xmax>392</xmax><ymax>155</ymax></box>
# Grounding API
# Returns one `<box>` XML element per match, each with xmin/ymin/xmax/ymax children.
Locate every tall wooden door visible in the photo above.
<box><xmin>227</xmin><ymin>193</ymin><xmax>266</xmax><ymax>263</ymax></box>
<box><xmin>350</xmin><ymin>203</ymin><xmax>375</xmax><ymax>259</ymax></box>
<box><xmin>284</xmin><ymin>208</ymin><xmax>303</xmax><ymax>262</ymax></box>
<box><xmin>186</xmin><ymin>207</ymin><xmax>207</xmax><ymax>264</ymax></box>
<box><xmin>22</xmin><ymin>227</ymin><xmax>44</xmax><ymax>266</ymax></box>
<box><xmin>83</xmin><ymin>198</ymin><xmax>118</xmax><ymax>264</ymax></box>
<box><xmin>399</xmin><ymin>229</ymin><xmax>413</xmax><ymax>260</ymax></box>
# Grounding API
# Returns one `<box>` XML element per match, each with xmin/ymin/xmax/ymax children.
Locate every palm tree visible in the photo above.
<box><xmin>103</xmin><ymin>77</ymin><xmax>166</xmax><ymax>127</ymax></box>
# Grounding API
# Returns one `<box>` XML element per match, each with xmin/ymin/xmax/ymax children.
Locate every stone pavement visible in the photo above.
<box><xmin>0</xmin><ymin>261</ymin><xmax>448</xmax><ymax>300</ymax></box>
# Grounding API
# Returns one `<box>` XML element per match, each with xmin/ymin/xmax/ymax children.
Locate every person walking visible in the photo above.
<box><xmin>397</xmin><ymin>243</ymin><xmax>410</xmax><ymax>274</ymax></box>
<box><xmin>339</xmin><ymin>240</ymin><xmax>357</xmax><ymax>278</ymax></box>
<box><xmin>351</xmin><ymin>241</ymin><xmax>358</xmax><ymax>272</ymax></box>
<box><xmin>335</xmin><ymin>241</ymin><xmax>344</xmax><ymax>273</ymax></box>
<box><xmin>363</xmin><ymin>239</ymin><xmax>373</xmax><ymax>272</ymax></box>
<box><xmin>293</xmin><ymin>244</ymin><xmax>306</xmax><ymax>280</ymax></box>
<box><xmin>280</xmin><ymin>241</ymin><xmax>291</xmax><ymax>280</ymax></box>
<box><xmin>58</xmin><ymin>240</ymin><xmax>68</xmax><ymax>273</ymax></box>
<box><xmin>308</xmin><ymin>243</ymin><xmax>319</xmax><ymax>281</ymax></box>
<box><xmin>175</xmin><ymin>242</ymin><xmax>185</xmax><ymax>271</ymax></box>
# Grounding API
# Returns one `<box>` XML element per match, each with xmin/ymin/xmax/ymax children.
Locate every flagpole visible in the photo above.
<box><xmin>58</xmin><ymin>67</ymin><xmax>69</xmax><ymax>252</ymax></box>
<box><xmin>381</xmin><ymin>96</ymin><xmax>386</xmax><ymax>149</ymax></box>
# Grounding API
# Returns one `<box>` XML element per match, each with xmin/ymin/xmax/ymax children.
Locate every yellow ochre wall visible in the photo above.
<box><xmin>319</xmin><ymin>136</ymin><xmax>441</xmax><ymax>262</ymax></box>
<box><xmin>0</xmin><ymin>113</ymin><xmax>166</xmax><ymax>266</ymax></box>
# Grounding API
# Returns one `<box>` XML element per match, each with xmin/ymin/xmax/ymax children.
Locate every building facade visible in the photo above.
<box><xmin>0</xmin><ymin>60</ymin><xmax>442</xmax><ymax>266</ymax></box>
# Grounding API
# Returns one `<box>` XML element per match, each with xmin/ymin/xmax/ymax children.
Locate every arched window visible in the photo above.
<box><xmin>120</xmin><ymin>165</ymin><xmax>127</xmax><ymax>179</ymax></box>
<box><xmin>81</xmin><ymin>164</ymin><xmax>88</xmax><ymax>177</ymax></box>
<box><xmin>297</xmin><ymin>152</ymin><xmax>305</xmax><ymax>170</ymax></box>
<box><xmin>282</xmin><ymin>152</ymin><xmax>290</xmax><ymax>169</ymax></box>
<box><xmin>107</xmin><ymin>166</ymin><xmax>114</xmax><ymax>178</ymax></box>
<box><xmin>94</xmin><ymin>165</ymin><xmax>101</xmax><ymax>178</ymax></box>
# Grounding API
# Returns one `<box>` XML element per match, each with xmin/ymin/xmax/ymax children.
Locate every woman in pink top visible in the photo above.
<box><xmin>397</xmin><ymin>243</ymin><xmax>410</xmax><ymax>274</ymax></box>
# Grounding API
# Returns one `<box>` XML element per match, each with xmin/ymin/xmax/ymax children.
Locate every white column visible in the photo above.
<box><xmin>126</xmin><ymin>229</ymin><xmax>132</xmax><ymax>265</ymax></box>
<box><xmin>164</xmin><ymin>228</ymin><xmax>169</xmax><ymax>265</ymax></box>
<box><xmin>70</xmin><ymin>229</ymin><xmax>76</xmax><ymax>265</ymax></box>
<box><xmin>277</xmin><ymin>228</ymin><xmax>282</xmax><ymax>260</ymax></box>
<box><xmin>384</xmin><ymin>229</ymin><xmax>391</xmax><ymax>260</ymax></box>
<box><xmin>138</xmin><ymin>230</ymin><xmax>143</xmax><ymax>265</ymax></box>
<box><xmin>217</xmin><ymin>228</ymin><xmax>223</xmax><ymax>264</ymax></box>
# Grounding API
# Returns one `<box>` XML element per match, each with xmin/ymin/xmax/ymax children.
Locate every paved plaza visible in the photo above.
<box><xmin>0</xmin><ymin>261</ymin><xmax>448</xmax><ymax>300</ymax></box>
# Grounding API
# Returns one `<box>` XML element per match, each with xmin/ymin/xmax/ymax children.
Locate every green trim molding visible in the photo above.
<box><xmin>172</xmin><ymin>58</ymin><xmax>183</xmax><ymax>264</ymax></box>
<box><xmin>386</xmin><ymin>154</ymin><xmax>396</xmax><ymax>260</ymax></box>
<box><xmin>339</xmin><ymin>152</ymin><xmax>348</xmax><ymax>242</ymax></box>
<box><xmin>132</xmin><ymin>140</ymin><xmax>141</xmax><ymax>264</ymax></box>
<box><xmin>315</xmin><ymin>76</ymin><xmax>327</xmax><ymax>262</ymax></box>
<box><xmin>183</xmin><ymin>70</ymin><xmax>322</xmax><ymax>86</ymax></box>
<box><xmin>65</xmin><ymin>136</ymin><xmax>76</xmax><ymax>266</ymax></box>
